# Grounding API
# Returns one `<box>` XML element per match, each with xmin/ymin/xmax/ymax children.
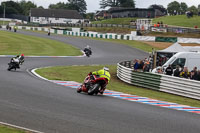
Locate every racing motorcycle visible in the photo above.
<box><xmin>83</xmin><ymin>48</ymin><xmax>92</xmax><ymax>57</ymax></box>
<box><xmin>77</xmin><ymin>73</ymin><xmax>108</xmax><ymax>95</ymax></box>
<box><xmin>7</xmin><ymin>56</ymin><xmax>24</xmax><ymax>71</ymax></box>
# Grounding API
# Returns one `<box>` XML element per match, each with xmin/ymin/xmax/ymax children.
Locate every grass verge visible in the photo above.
<box><xmin>36</xmin><ymin>65</ymin><xmax>200</xmax><ymax>108</ymax></box>
<box><xmin>0</xmin><ymin>124</ymin><xmax>28</xmax><ymax>133</ymax></box>
<box><xmin>0</xmin><ymin>30</ymin><xmax>82</xmax><ymax>56</ymax></box>
<box><xmin>153</xmin><ymin>15</ymin><xmax>200</xmax><ymax>28</ymax></box>
<box><xmin>91</xmin><ymin>18</ymin><xmax>137</xmax><ymax>25</ymax></box>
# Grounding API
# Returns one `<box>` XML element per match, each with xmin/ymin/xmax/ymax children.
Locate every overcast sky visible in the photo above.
<box><xmin>0</xmin><ymin>0</ymin><xmax>199</xmax><ymax>13</ymax></box>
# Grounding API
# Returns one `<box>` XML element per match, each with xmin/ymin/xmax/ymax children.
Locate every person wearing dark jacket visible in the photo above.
<box><xmin>173</xmin><ymin>65</ymin><xmax>181</xmax><ymax>77</ymax></box>
<box><xmin>165</xmin><ymin>64</ymin><xmax>173</xmax><ymax>76</ymax></box>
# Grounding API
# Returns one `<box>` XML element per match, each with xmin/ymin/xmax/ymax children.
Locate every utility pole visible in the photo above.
<box><xmin>3</xmin><ymin>3</ymin><xmax>6</xmax><ymax>25</ymax></box>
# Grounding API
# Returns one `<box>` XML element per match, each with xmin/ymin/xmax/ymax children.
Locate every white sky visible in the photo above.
<box><xmin>0</xmin><ymin>0</ymin><xmax>199</xmax><ymax>13</ymax></box>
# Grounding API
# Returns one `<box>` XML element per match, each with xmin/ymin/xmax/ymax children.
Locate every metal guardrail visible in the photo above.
<box><xmin>117</xmin><ymin>61</ymin><xmax>200</xmax><ymax>100</ymax></box>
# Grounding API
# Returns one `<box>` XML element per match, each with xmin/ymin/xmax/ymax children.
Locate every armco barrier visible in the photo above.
<box><xmin>117</xmin><ymin>62</ymin><xmax>162</xmax><ymax>90</ymax></box>
<box><xmin>117</xmin><ymin>61</ymin><xmax>200</xmax><ymax>100</ymax></box>
<box><xmin>160</xmin><ymin>75</ymin><xmax>200</xmax><ymax>100</ymax></box>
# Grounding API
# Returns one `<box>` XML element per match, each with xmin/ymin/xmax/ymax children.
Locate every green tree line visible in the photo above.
<box><xmin>0</xmin><ymin>0</ymin><xmax>87</xmax><ymax>16</ymax></box>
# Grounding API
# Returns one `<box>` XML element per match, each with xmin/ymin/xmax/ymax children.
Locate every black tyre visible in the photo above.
<box><xmin>88</xmin><ymin>83</ymin><xmax>100</xmax><ymax>95</ymax></box>
<box><xmin>7</xmin><ymin>65</ymin><xmax>13</xmax><ymax>71</ymax></box>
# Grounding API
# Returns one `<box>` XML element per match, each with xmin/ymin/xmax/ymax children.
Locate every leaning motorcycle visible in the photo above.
<box><xmin>7</xmin><ymin>58</ymin><xmax>20</xmax><ymax>71</ymax></box>
<box><xmin>83</xmin><ymin>48</ymin><xmax>92</xmax><ymax>57</ymax></box>
<box><xmin>77</xmin><ymin>73</ymin><xmax>108</xmax><ymax>95</ymax></box>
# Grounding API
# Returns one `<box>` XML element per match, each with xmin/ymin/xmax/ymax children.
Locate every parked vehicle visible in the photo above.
<box><xmin>77</xmin><ymin>73</ymin><xmax>108</xmax><ymax>95</ymax></box>
<box><xmin>156</xmin><ymin>52</ymin><xmax>200</xmax><ymax>72</ymax></box>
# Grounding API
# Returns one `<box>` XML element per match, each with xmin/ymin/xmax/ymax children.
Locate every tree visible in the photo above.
<box><xmin>1</xmin><ymin>1</ymin><xmax>22</xmax><ymax>14</ymax></box>
<box><xmin>198</xmin><ymin>4</ymin><xmax>200</xmax><ymax>12</ymax></box>
<box><xmin>188</xmin><ymin>5</ymin><xmax>198</xmax><ymax>15</ymax></box>
<box><xmin>167</xmin><ymin>1</ymin><xmax>180</xmax><ymax>15</ymax></box>
<box><xmin>85</xmin><ymin>12</ymin><xmax>95</xmax><ymax>20</ymax></box>
<box><xmin>19</xmin><ymin>0</ymin><xmax>37</xmax><ymax>16</ymax></box>
<box><xmin>48</xmin><ymin>0</ymin><xmax>87</xmax><ymax>15</ymax></box>
<box><xmin>67</xmin><ymin>0</ymin><xmax>87</xmax><ymax>14</ymax></box>
<box><xmin>119</xmin><ymin>0</ymin><xmax>135</xmax><ymax>8</ymax></box>
<box><xmin>100</xmin><ymin>0</ymin><xmax>135</xmax><ymax>9</ymax></box>
<box><xmin>38</xmin><ymin>6</ymin><xmax>44</xmax><ymax>9</ymax></box>
<box><xmin>49</xmin><ymin>2</ymin><xmax>67</xmax><ymax>9</ymax></box>
<box><xmin>180</xmin><ymin>2</ymin><xmax>188</xmax><ymax>15</ymax></box>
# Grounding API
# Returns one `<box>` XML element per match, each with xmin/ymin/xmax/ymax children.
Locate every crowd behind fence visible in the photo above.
<box><xmin>121</xmin><ymin>60</ymin><xmax>200</xmax><ymax>82</ymax></box>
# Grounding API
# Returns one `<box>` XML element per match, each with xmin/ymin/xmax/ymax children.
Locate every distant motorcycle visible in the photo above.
<box><xmin>77</xmin><ymin>73</ymin><xmax>108</xmax><ymax>95</ymax></box>
<box><xmin>83</xmin><ymin>48</ymin><xmax>92</xmax><ymax>57</ymax></box>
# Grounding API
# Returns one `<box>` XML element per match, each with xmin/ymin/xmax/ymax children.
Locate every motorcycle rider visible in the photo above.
<box><xmin>10</xmin><ymin>54</ymin><xmax>25</xmax><ymax>69</ymax></box>
<box><xmin>83</xmin><ymin>45</ymin><xmax>92</xmax><ymax>56</ymax></box>
<box><xmin>91</xmin><ymin>67</ymin><xmax>111</xmax><ymax>94</ymax></box>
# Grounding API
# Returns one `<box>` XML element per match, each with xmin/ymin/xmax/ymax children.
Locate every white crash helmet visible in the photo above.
<box><xmin>86</xmin><ymin>45</ymin><xmax>90</xmax><ymax>48</ymax></box>
<box><xmin>103</xmin><ymin>67</ymin><xmax>109</xmax><ymax>71</ymax></box>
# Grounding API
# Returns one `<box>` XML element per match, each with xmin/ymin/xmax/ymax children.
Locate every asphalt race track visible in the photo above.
<box><xmin>0</xmin><ymin>30</ymin><xmax>200</xmax><ymax>133</ymax></box>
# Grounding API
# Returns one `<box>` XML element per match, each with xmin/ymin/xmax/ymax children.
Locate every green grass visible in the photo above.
<box><xmin>36</xmin><ymin>65</ymin><xmax>200</xmax><ymax>108</ymax></box>
<box><xmin>92</xmin><ymin>18</ymin><xmax>137</xmax><ymax>25</ymax></box>
<box><xmin>0</xmin><ymin>30</ymin><xmax>82</xmax><ymax>56</ymax></box>
<box><xmin>0</xmin><ymin>125</ymin><xmax>27</xmax><ymax>133</ymax></box>
<box><xmin>153</xmin><ymin>15</ymin><xmax>200</xmax><ymax>28</ymax></box>
<box><xmin>91</xmin><ymin>15</ymin><xmax>200</xmax><ymax>28</ymax></box>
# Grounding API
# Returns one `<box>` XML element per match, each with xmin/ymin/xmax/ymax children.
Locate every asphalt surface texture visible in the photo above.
<box><xmin>0</xmin><ymin>30</ymin><xmax>200</xmax><ymax>133</ymax></box>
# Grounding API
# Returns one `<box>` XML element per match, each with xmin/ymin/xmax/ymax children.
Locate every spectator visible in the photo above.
<box><xmin>190</xmin><ymin>67</ymin><xmax>198</xmax><ymax>80</ymax></box>
<box><xmin>173</xmin><ymin>65</ymin><xmax>181</xmax><ymax>77</ymax></box>
<box><xmin>180</xmin><ymin>67</ymin><xmax>190</xmax><ymax>79</ymax></box>
<box><xmin>165</xmin><ymin>64</ymin><xmax>173</xmax><ymax>76</ymax></box>
<box><xmin>156</xmin><ymin>67</ymin><xmax>163</xmax><ymax>74</ymax></box>
<box><xmin>143</xmin><ymin>59</ymin><xmax>150</xmax><ymax>72</ymax></box>
<box><xmin>160</xmin><ymin>21</ymin><xmax>163</xmax><ymax>27</ymax></box>
<box><xmin>138</xmin><ymin>60</ymin><xmax>144</xmax><ymax>69</ymax></box>
<box><xmin>133</xmin><ymin>59</ymin><xmax>139</xmax><ymax>70</ymax></box>
<box><xmin>157</xmin><ymin>22</ymin><xmax>160</xmax><ymax>27</ymax></box>
<box><xmin>190</xmin><ymin>70</ymin><xmax>198</xmax><ymax>80</ymax></box>
<box><xmin>197</xmin><ymin>70</ymin><xmax>200</xmax><ymax>81</ymax></box>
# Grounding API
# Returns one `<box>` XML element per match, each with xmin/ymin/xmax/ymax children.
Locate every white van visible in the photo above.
<box><xmin>162</xmin><ymin>52</ymin><xmax>200</xmax><ymax>71</ymax></box>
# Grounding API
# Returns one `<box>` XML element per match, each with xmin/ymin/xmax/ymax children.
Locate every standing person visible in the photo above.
<box><xmin>14</xmin><ymin>26</ymin><xmax>17</xmax><ymax>32</ymax></box>
<box><xmin>190</xmin><ymin>67</ymin><xmax>198</xmax><ymax>80</ymax></box>
<box><xmin>133</xmin><ymin>59</ymin><xmax>139</xmax><ymax>71</ymax></box>
<box><xmin>173</xmin><ymin>65</ymin><xmax>181</xmax><ymax>77</ymax></box>
<box><xmin>197</xmin><ymin>70</ymin><xmax>200</xmax><ymax>81</ymax></box>
<box><xmin>180</xmin><ymin>67</ymin><xmax>190</xmax><ymax>79</ymax></box>
<box><xmin>165</xmin><ymin>64</ymin><xmax>173</xmax><ymax>76</ymax></box>
<box><xmin>48</xmin><ymin>30</ymin><xmax>50</xmax><ymax>36</ymax></box>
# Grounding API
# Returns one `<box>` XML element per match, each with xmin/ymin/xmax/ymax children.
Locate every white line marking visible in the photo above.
<box><xmin>0</xmin><ymin>121</ymin><xmax>44</xmax><ymax>133</ymax></box>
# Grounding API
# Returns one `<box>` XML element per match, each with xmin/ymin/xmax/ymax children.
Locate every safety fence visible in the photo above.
<box><xmin>1</xmin><ymin>25</ymin><xmax>200</xmax><ymax>44</ymax></box>
<box><xmin>117</xmin><ymin>61</ymin><xmax>200</xmax><ymax>100</ymax></box>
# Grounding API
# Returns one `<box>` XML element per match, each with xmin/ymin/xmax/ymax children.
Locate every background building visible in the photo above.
<box><xmin>30</xmin><ymin>8</ymin><xmax>84</xmax><ymax>24</ymax></box>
